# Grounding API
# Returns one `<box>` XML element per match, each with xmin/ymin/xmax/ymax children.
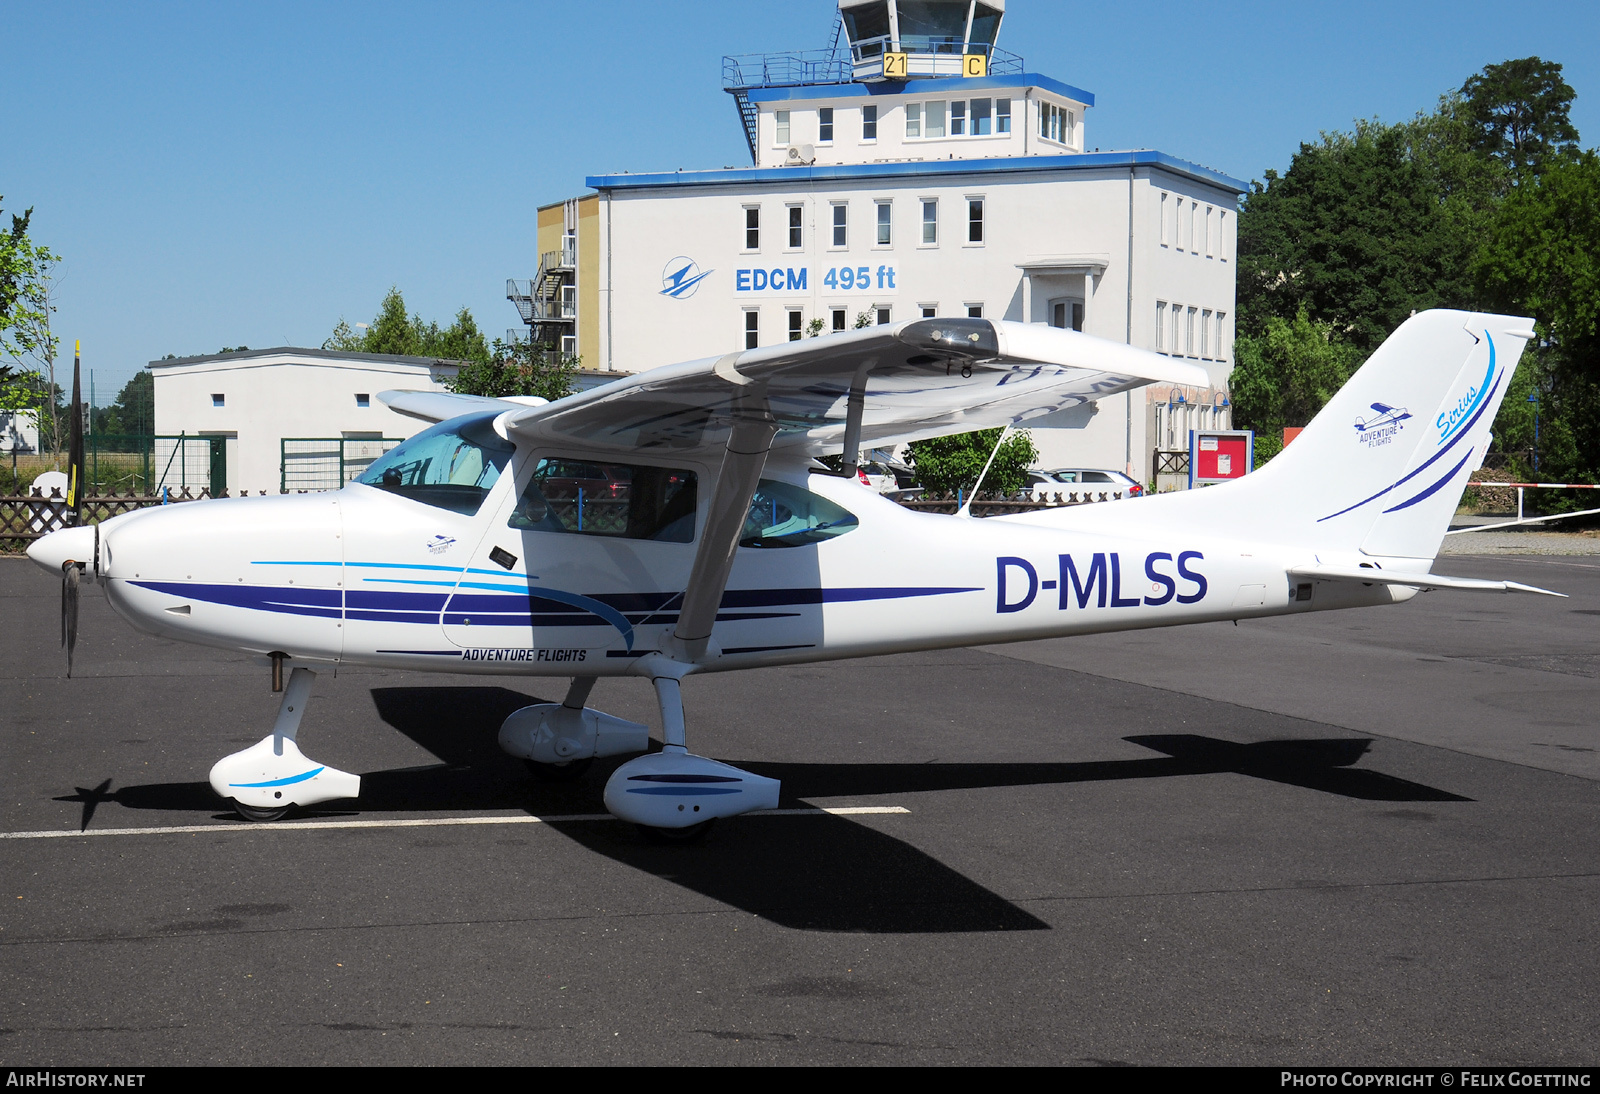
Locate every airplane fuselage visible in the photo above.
<box><xmin>93</xmin><ymin>468</ymin><xmax>1408</xmax><ymax>678</ymax></box>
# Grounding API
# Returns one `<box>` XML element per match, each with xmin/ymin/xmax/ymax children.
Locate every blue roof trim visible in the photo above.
<box><xmin>588</xmin><ymin>150</ymin><xmax>1245</xmax><ymax>195</ymax></box>
<box><xmin>745</xmin><ymin>72</ymin><xmax>1094</xmax><ymax>107</ymax></box>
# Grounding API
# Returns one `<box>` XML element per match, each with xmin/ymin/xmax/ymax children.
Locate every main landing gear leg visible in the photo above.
<box><xmin>602</xmin><ymin>667</ymin><xmax>780</xmax><ymax>843</ymax></box>
<box><xmin>208</xmin><ymin>666</ymin><xmax>361</xmax><ymax>822</ymax></box>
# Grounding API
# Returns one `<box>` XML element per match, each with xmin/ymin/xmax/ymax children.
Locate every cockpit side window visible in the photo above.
<box><xmin>356</xmin><ymin>412</ymin><xmax>513</xmax><ymax>515</ymax></box>
<box><xmin>509</xmin><ymin>458</ymin><xmax>698</xmax><ymax>543</ymax></box>
<box><xmin>741</xmin><ymin>479</ymin><xmax>858</xmax><ymax>548</ymax></box>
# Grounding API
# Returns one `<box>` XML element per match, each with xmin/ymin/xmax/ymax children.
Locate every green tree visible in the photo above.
<box><xmin>1461</xmin><ymin>57</ymin><xmax>1580</xmax><ymax>176</ymax></box>
<box><xmin>1230</xmin><ymin>308</ymin><xmax>1364</xmax><ymax>462</ymax></box>
<box><xmin>448</xmin><ymin>338</ymin><xmax>579</xmax><ymax>402</ymax></box>
<box><xmin>1237</xmin><ymin>103</ymin><xmax>1499</xmax><ymax>354</ymax></box>
<box><xmin>325</xmin><ymin>288</ymin><xmax>492</xmax><ymax>364</ymax></box>
<box><xmin>906</xmin><ymin>428</ymin><xmax>1038</xmax><ymax>495</ymax></box>
<box><xmin>1473</xmin><ymin>150</ymin><xmax>1600</xmax><ymax>481</ymax></box>
<box><xmin>92</xmin><ymin>371</ymin><xmax>155</xmax><ymax>446</ymax></box>
<box><xmin>0</xmin><ymin>197</ymin><xmax>61</xmax><ymax>452</ymax></box>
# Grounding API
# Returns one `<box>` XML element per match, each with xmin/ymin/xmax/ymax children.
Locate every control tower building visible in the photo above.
<box><xmin>511</xmin><ymin>0</ymin><xmax>1245</xmax><ymax>483</ymax></box>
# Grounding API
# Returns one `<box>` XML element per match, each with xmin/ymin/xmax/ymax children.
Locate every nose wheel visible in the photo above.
<box><xmin>233</xmin><ymin>802</ymin><xmax>290</xmax><ymax>823</ymax></box>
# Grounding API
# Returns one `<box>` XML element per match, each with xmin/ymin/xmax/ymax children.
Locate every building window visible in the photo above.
<box><xmin>876</xmin><ymin>201</ymin><xmax>892</xmax><ymax>245</ymax></box>
<box><xmin>819</xmin><ymin>107</ymin><xmax>834</xmax><ymax>143</ymax></box>
<box><xmin>921</xmin><ymin>304</ymin><xmax>937</xmax><ymax>318</ymax></box>
<box><xmin>355</xmin><ymin>393</ymin><xmax>371</xmax><ymax>408</ymax></box>
<box><xmin>1066</xmin><ymin>110</ymin><xmax>1076</xmax><ymax>147</ymax></box>
<box><xmin>1171</xmin><ymin>303</ymin><xmax>1181</xmax><ymax>352</ymax></box>
<box><xmin>971</xmin><ymin>98</ymin><xmax>991</xmax><ymax>135</ymax></box>
<box><xmin>1205</xmin><ymin>206</ymin><xmax>1215</xmax><ymax>258</ymax></box>
<box><xmin>744</xmin><ymin>206</ymin><xmax>759</xmax><ymax>251</ymax></box>
<box><xmin>211</xmin><ymin>393</ymin><xmax>225</xmax><ymax>407</ymax></box>
<box><xmin>745</xmin><ymin>310</ymin><xmax>759</xmax><ymax>349</ymax></box>
<box><xmin>966</xmin><ymin>304</ymin><xmax>984</xmax><ymax>318</ymax></box>
<box><xmin>925</xmin><ymin>100</ymin><xmax>946</xmax><ymax>138</ymax></box>
<box><xmin>560</xmin><ymin>283</ymin><xmax>576</xmax><ymax>318</ymax></box>
<box><xmin>1218</xmin><ymin>210</ymin><xmax>1229</xmax><ymax>261</ymax></box>
<box><xmin>967</xmin><ymin>198</ymin><xmax>984</xmax><ymax>243</ymax></box>
<box><xmin>1155</xmin><ymin>302</ymin><xmax>1167</xmax><ymax>351</ymax></box>
<box><xmin>831</xmin><ymin>202</ymin><xmax>847</xmax><ymax>248</ymax></box>
<box><xmin>950</xmin><ymin>100</ymin><xmax>966</xmax><ymax>136</ymax></box>
<box><xmin>1190</xmin><ymin>201</ymin><xmax>1199</xmax><ymax>252</ymax></box>
<box><xmin>996</xmin><ymin>98</ymin><xmax>1011</xmax><ymax>133</ymax></box>
<box><xmin>831</xmin><ymin>308</ymin><xmax>847</xmax><ymax>332</ymax></box>
<box><xmin>775</xmin><ymin>110</ymin><xmax>790</xmax><ymax>145</ymax></box>
<box><xmin>1186</xmin><ymin>307</ymin><xmax>1198</xmax><ymax>357</ymax></box>
<box><xmin>921</xmin><ymin>198</ymin><xmax>937</xmax><ymax>244</ymax></box>
<box><xmin>1051</xmin><ymin>301</ymin><xmax>1084</xmax><ymax>332</ymax></box>
<box><xmin>1159</xmin><ymin>193</ymin><xmax>1169</xmax><ymax>247</ymax></box>
<box><xmin>876</xmin><ymin>306</ymin><xmax>891</xmax><ymax>325</ymax></box>
<box><xmin>1218</xmin><ymin>312</ymin><xmax>1229</xmax><ymax>359</ymax></box>
<box><xmin>1201</xmin><ymin>309</ymin><xmax>1213</xmax><ymax>358</ymax></box>
<box><xmin>787</xmin><ymin>204</ymin><xmax>803</xmax><ymax>249</ymax></box>
<box><xmin>905</xmin><ymin>102</ymin><xmax>921</xmax><ymax>139</ymax></box>
<box><xmin>560</xmin><ymin>335</ymin><xmax>577</xmax><ymax>357</ymax></box>
<box><xmin>788</xmin><ymin>309</ymin><xmax>803</xmax><ymax>341</ymax></box>
<box><xmin>862</xmin><ymin>104</ymin><xmax>877</xmax><ymax>141</ymax></box>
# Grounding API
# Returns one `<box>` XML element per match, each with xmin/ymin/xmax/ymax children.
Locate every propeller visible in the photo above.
<box><xmin>61</xmin><ymin>560</ymin><xmax>80</xmax><ymax>678</ymax></box>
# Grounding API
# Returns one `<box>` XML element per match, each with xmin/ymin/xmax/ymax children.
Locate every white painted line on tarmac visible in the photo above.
<box><xmin>0</xmin><ymin>805</ymin><xmax>911</xmax><ymax>841</ymax></box>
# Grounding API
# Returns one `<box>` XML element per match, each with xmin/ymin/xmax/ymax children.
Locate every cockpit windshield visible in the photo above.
<box><xmin>356</xmin><ymin>412</ymin><xmax>513</xmax><ymax>515</ymax></box>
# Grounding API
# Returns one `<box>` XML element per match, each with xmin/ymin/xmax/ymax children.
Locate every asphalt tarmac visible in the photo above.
<box><xmin>1</xmin><ymin>553</ymin><xmax>1596</xmax><ymax>1066</ymax></box>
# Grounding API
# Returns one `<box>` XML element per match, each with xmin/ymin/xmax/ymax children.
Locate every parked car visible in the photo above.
<box><xmin>1042</xmin><ymin>468</ymin><xmax>1144</xmax><ymax>498</ymax></box>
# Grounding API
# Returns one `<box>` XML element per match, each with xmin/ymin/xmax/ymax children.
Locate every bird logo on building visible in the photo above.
<box><xmin>660</xmin><ymin>257</ymin><xmax>712</xmax><ymax>299</ymax></box>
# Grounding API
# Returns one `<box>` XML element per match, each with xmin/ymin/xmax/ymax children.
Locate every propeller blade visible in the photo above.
<box><xmin>62</xmin><ymin>562</ymin><xmax>80</xmax><ymax>678</ymax></box>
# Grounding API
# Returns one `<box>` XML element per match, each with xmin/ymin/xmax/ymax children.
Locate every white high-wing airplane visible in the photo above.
<box><xmin>28</xmin><ymin>310</ymin><xmax>1557</xmax><ymax>838</ymax></box>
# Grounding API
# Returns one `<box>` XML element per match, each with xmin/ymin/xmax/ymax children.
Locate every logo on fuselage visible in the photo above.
<box><xmin>460</xmin><ymin>648</ymin><xmax>588</xmax><ymax>663</ymax></box>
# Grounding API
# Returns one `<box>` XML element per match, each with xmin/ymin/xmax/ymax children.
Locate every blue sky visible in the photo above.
<box><xmin>4</xmin><ymin>0</ymin><xmax>1597</xmax><ymax>404</ymax></box>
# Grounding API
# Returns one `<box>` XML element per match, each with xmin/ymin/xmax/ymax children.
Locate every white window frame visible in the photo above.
<box><xmin>875</xmin><ymin>200</ymin><xmax>892</xmax><ymax>247</ymax></box>
<box><xmin>950</xmin><ymin>100</ymin><xmax>966</xmax><ymax>136</ymax></box>
<box><xmin>818</xmin><ymin>106</ymin><xmax>834</xmax><ymax>145</ymax></box>
<box><xmin>830</xmin><ymin>307</ymin><xmax>847</xmax><ymax>332</ymax></box>
<box><xmin>876</xmin><ymin>305</ymin><xmax>891</xmax><ymax>325</ymax></box>
<box><xmin>774</xmin><ymin>110</ymin><xmax>790</xmax><ymax>146</ymax></box>
<box><xmin>1218</xmin><ymin>210</ymin><xmax>1229</xmax><ymax>262</ymax></box>
<box><xmin>830</xmin><ymin>202</ymin><xmax>848</xmax><ymax>249</ymax></box>
<box><xmin>1201</xmin><ymin>309</ymin><xmax>1213</xmax><ymax>358</ymax></box>
<box><xmin>788</xmin><ymin>308</ymin><xmax>804</xmax><ymax>342</ymax></box>
<box><xmin>965</xmin><ymin>196</ymin><xmax>985</xmax><ymax>245</ymax></box>
<box><xmin>996</xmin><ymin>98</ymin><xmax>1011</xmax><ymax>134</ymax></box>
<box><xmin>560</xmin><ymin>335</ymin><xmax>578</xmax><ymax>358</ymax></box>
<box><xmin>1205</xmin><ymin>206</ymin><xmax>1215</xmax><ymax>258</ymax></box>
<box><xmin>904</xmin><ymin>102</ymin><xmax>921</xmax><ymax>139</ymax></box>
<box><xmin>919</xmin><ymin>197</ymin><xmax>938</xmax><ymax>246</ymax></box>
<box><xmin>862</xmin><ymin>104</ymin><xmax>878</xmax><ymax>142</ymax></box>
<box><xmin>743</xmin><ymin>205</ymin><xmax>760</xmax><ymax>253</ymax></box>
<box><xmin>786</xmin><ymin>203</ymin><xmax>804</xmax><ymax>251</ymax></box>
<box><xmin>1159</xmin><ymin>193</ymin><xmax>1169</xmax><ymax>247</ymax></box>
<box><xmin>1190</xmin><ymin>201</ymin><xmax>1199</xmax><ymax>253</ymax></box>
<box><xmin>924</xmin><ymin>100</ymin><xmax>946</xmax><ymax>138</ymax></box>
<box><xmin>1186</xmin><ymin>306</ymin><xmax>1198</xmax><ymax>357</ymax></box>
<box><xmin>920</xmin><ymin>303</ymin><xmax>938</xmax><ymax>318</ymax></box>
<box><xmin>744</xmin><ymin>308</ymin><xmax>760</xmax><ymax>349</ymax></box>
<box><xmin>965</xmin><ymin>303</ymin><xmax>984</xmax><ymax>319</ymax></box>
<box><xmin>1155</xmin><ymin>301</ymin><xmax>1168</xmax><ymax>351</ymax></box>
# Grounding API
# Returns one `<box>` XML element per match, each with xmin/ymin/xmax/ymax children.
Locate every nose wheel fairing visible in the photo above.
<box><xmin>209</xmin><ymin>666</ymin><xmax>359</xmax><ymax>818</ymax></box>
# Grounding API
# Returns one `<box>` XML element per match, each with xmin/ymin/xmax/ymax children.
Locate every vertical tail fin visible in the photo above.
<box><xmin>1054</xmin><ymin>311</ymin><xmax>1535</xmax><ymax>561</ymax></box>
<box><xmin>1241</xmin><ymin>310</ymin><xmax>1532</xmax><ymax>559</ymax></box>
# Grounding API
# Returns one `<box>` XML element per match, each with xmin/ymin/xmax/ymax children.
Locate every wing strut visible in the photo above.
<box><xmin>839</xmin><ymin>359</ymin><xmax>875</xmax><ymax>478</ymax></box>
<box><xmin>672</xmin><ymin>373</ymin><xmax>778</xmax><ymax>661</ymax></box>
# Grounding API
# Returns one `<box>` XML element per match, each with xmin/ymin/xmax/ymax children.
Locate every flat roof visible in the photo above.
<box><xmin>587</xmin><ymin>149</ymin><xmax>1247</xmax><ymax>195</ymax></box>
<box><xmin>745</xmin><ymin>72</ymin><xmax>1094</xmax><ymax>107</ymax></box>
<box><xmin>149</xmin><ymin>347</ymin><xmax>467</xmax><ymax>370</ymax></box>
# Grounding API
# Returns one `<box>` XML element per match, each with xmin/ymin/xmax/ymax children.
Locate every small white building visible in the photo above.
<box><xmin>149</xmin><ymin>348</ymin><xmax>459</xmax><ymax>495</ymax></box>
<box><xmin>514</xmin><ymin>0</ymin><xmax>1245</xmax><ymax>484</ymax></box>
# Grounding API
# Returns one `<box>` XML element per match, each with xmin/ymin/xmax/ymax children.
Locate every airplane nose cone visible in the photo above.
<box><xmin>27</xmin><ymin>525</ymin><xmax>96</xmax><ymax>575</ymax></box>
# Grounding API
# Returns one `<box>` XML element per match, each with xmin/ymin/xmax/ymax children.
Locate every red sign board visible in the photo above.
<box><xmin>1189</xmin><ymin>430</ymin><xmax>1254</xmax><ymax>487</ymax></box>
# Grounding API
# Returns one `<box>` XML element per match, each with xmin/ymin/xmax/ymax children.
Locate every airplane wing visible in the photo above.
<box><xmin>1288</xmin><ymin>565</ymin><xmax>1564</xmax><ymax>597</ymax></box>
<box><xmin>500</xmin><ymin>317</ymin><xmax>1208</xmax><ymax>459</ymax></box>
<box><xmin>378</xmin><ymin>390</ymin><xmax>549</xmax><ymax>424</ymax></box>
<box><xmin>493</xmin><ymin>318</ymin><xmax>1206</xmax><ymax>663</ymax></box>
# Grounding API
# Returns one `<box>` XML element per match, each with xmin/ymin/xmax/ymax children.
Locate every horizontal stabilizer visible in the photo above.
<box><xmin>1288</xmin><ymin>565</ymin><xmax>1564</xmax><ymax>597</ymax></box>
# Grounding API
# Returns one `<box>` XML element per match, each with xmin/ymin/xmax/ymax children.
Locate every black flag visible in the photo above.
<box><xmin>67</xmin><ymin>340</ymin><xmax>84</xmax><ymax>525</ymax></box>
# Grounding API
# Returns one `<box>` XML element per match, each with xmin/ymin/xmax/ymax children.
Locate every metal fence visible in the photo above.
<box><xmin>280</xmin><ymin>437</ymin><xmax>403</xmax><ymax>493</ymax></box>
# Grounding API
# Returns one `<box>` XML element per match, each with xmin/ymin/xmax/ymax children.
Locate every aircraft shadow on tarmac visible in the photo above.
<box><xmin>66</xmin><ymin>686</ymin><xmax>1471</xmax><ymax>935</ymax></box>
